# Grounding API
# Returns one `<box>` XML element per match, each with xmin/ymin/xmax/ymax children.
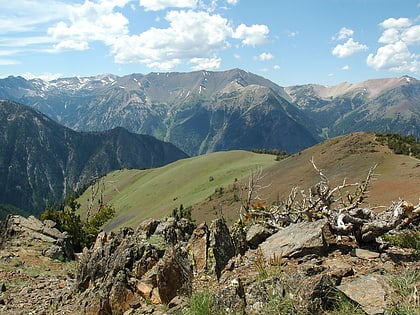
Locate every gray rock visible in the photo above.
<box><xmin>208</xmin><ymin>218</ymin><xmax>236</xmax><ymax>278</ymax></box>
<box><xmin>0</xmin><ymin>215</ymin><xmax>74</xmax><ymax>260</ymax></box>
<box><xmin>352</xmin><ymin>248</ymin><xmax>380</xmax><ymax>260</ymax></box>
<box><xmin>337</xmin><ymin>274</ymin><xmax>391</xmax><ymax>315</ymax></box>
<box><xmin>259</xmin><ymin>219</ymin><xmax>330</xmax><ymax>259</ymax></box>
<box><xmin>246</xmin><ymin>223</ymin><xmax>273</xmax><ymax>248</ymax></box>
<box><xmin>188</xmin><ymin>222</ymin><xmax>209</xmax><ymax>273</ymax></box>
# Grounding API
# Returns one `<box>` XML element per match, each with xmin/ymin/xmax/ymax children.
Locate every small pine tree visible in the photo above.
<box><xmin>40</xmin><ymin>194</ymin><xmax>115</xmax><ymax>252</ymax></box>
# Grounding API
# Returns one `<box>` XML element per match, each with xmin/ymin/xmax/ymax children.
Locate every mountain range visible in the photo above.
<box><xmin>0</xmin><ymin>69</ymin><xmax>320</xmax><ymax>155</ymax></box>
<box><xmin>0</xmin><ymin>100</ymin><xmax>187</xmax><ymax>216</ymax></box>
<box><xmin>285</xmin><ymin>75</ymin><xmax>420</xmax><ymax>138</ymax></box>
<box><xmin>1</xmin><ymin>68</ymin><xmax>420</xmax><ymax>216</ymax></box>
<box><xmin>1</xmin><ymin>69</ymin><xmax>420</xmax><ymax>156</ymax></box>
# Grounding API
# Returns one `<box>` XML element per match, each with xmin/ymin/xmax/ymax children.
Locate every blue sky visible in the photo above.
<box><xmin>1</xmin><ymin>0</ymin><xmax>420</xmax><ymax>86</ymax></box>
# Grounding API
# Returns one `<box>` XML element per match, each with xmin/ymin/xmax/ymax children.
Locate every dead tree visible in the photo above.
<box><xmin>247</xmin><ymin>158</ymin><xmax>420</xmax><ymax>244</ymax></box>
<box><xmin>239</xmin><ymin>166</ymin><xmax>270</xmax><ymax>222</ymax></box>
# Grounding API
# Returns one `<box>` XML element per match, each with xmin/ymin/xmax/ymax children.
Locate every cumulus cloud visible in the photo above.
<box><xmin>367</xmin><ymin>41</ymin><xmax>418</xmax><ymax>72</ymax></box>
<box><xmin>257</xmin><ymin>52</ymin><xmax>274</xmax><ymax>61</ymax></box>
<box><xmin>367</xmin><ymin>17</ymin><xmax>420</xmax><ymax>73</ymax></box>
<box><xmin>190</xmin><ymin>57</ymin><xmax>221</xmax><ymax>70</ymax></box>
<box><xmin>112</xmin><ymin>10</ymin><xmax>232</xmax><ymax>69</ymax></box>
<box><xmin>380</xmin><ymin>17</ymin><xmax>412</xmax><ymax>29</ymax></box>
<box><xmin>111</xmin><ymin>8</ymin><xmax>269</xmax><ymax>70</ymax></box>
<box><xmin>332</xmin><ymin>38</ymin><xmax>368</xmax><ymax>58</ymax></box>
<box><xmin>332</xmin><ymin>27</ymin><xmax>367</xmax><ymax>58</ymax></box>
<box><xmin>233</xmin><ymin>24</ymin><xmax>269</xmax><ymax>45</ymax></box>
<box><xmin>47</xmin><ymin>0</ymin><xmax>130</xmax><ymax>50</ymax></box>
<box><xmin>342</xmin><ymin>65</ymin><xmax>349</xmax><ymax>70</ymax></box>
<box><xmin>139</xmin><ymin>0</ymin><xmax>198</xmax><ymax>11</ymax></box>
<box><xmin>333</xmin><ymin>27</ymin><xmax>354</xmax><ymax>40</ymax></box>
<box><xmin>2</xmin><ymin>0</ymin><xmax>270</xmax><ymax>72</ymax></box>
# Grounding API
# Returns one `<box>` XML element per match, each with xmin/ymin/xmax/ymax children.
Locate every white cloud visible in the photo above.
<box><xmin>190</xmin><ymin>57</ymin><xmax>221</xmax><ymax>70</ymax></box>
<box><xmin>333</xmin><ymin>27</ymin><xmax>354</xmax><ymax>40</ymax></box>
<box><xmin>287</xmin><ymin>30</ymin><xmax>299</xmax><ymax>37</ymax></box>
<box><xmin>20</xmin><ymin>71</ymin><xmax>63</xmax><ymax>81</ymax></box>
<box><xmin>139</xmin><ymin>0</ymin><xmax>198</xmax><ymax>11</ymax></box>
<box><xmin>379</xmin><ymin>28</ymin><xmax>400</xmax><ymax>44</ymax></box>
<box><xmin>0</xmin><ymin>0</ymin><xmax>69</xmax><ymax>34</ymax></box>
<box><xmin>47</xmin><ymin>0</ymin><xmax>130</xmax><ymax>50</ymax></box>
<box><xmin>233</xmin><ymin>24</ymin><xmax>269</xmax><ymax>46</ymax></box>
<box><xmin>1</xmin><ymin>0</ymin><xmax>270</xmax><ymax>73</ymax></box>
<box><xmin>0</xmin><ymin>59</ymin><xmax>20</xmax><ymax>65</ymax></box>
<box><xmin>379</xmin><ymin>17</ymin><xmax>412</xmax><ymax>29</ymax></box>
<box><xmin>342</xmin><ymin>65</ymin><xmax>349</xmax><ymax>70</ymax></box>
<box><xmin>273</xmin><ymin>64</ymin><xmax>280</xmax><ymax>70</ymax></box>
<box><xmin>366</xmin><ymin>41</ymin><xmax>418</xmax><ymax>72</ymax></box>
<box><xmin>257</xmin><ymin>52</ymin><xmax>274</xmax><ymax>61</ymax></box>
<box><xmin>401</xmin><ymin>24</ymin><xmax>420</xmax><ymax>45</ymax></box>
<box><xmin>332</xmin><ymin>38</ymin><xmax>368</xmax><ymax>58</ymax></box>
<box><xmin>367</xmin><ymin>17</ymin><xmax>420</xmax><ymax>73</ymax></box>
<box><xmin>112</xmin><ymin>10</ymin><xmax>232</xmax><ymax>70</ymax></box>
<box><xmin>52</xmin><ymin>39</ymin><xmax>89</xmax><ymax>51</ymax></box>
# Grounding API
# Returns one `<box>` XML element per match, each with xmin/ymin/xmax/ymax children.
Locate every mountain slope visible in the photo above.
<box><xmin>285</xmin><ymin>76</ymin><xmax>420</xmax><ymax>138</ymax></box>
<box><xmin>83</xmin><ymin>132</ymin><xmax>420</xmax><ymax>230</ymax></box>
<box><xmin>0</xmin><ymin>100</ymin><xmax>188</xmax><ymax>215</ymax></box>
<box><xmin>77</xmin><ymin>150</ymin><xmax>279</xmax><ymax>230</ymax></box>
<box><xmin>0</xmin><ymin>69</ymin><xmax>319</xmax><ymax>155</ymax></box>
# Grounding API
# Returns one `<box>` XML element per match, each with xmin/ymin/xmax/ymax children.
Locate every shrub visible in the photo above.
<box><xmin>41</xmin><ymin>194</ymin><xmax>115</xmax><ymax>252</ymax></box>
<box><xmin>383</xmin><ymin>230</ymin><xmax>420</xmax><ymax>252</ymax></box>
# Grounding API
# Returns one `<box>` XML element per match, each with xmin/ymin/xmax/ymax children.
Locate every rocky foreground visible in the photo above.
<box><xmin>0</xmin><ymin>214</ymin><xmax>418</xmax><ymax>315</ymax></box>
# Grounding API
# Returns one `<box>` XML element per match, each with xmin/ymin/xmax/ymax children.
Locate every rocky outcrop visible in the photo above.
<box><xmin>0</xmin><ymin>215</ymin><xmax>73</xmax><ymax>260</ymax></box>
<box><xmin>74</xmin><ymin>217</ymin><xmax>236</xmax><ymax>314</ymax></box>
<box><xmin>1</xmin><ymin>213</ymin><xmax>417</xmax><ymax>314</ymax></box>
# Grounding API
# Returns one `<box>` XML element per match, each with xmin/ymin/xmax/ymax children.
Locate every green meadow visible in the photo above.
<box><xmin>78</xmin><ymin>150</ymin><xmax>278</xmax><ymax>230</ymax></box>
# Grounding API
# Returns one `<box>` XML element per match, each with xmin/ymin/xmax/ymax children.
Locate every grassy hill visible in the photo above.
<box><xmin>78</xmin><ymin>150</ymin><xmax>279</xmax><ymax>230</ymax></box>
<box><xmin>79</xmin><ymin>132</ymin><xmax>420</xmax><ymax>230</ymax></box>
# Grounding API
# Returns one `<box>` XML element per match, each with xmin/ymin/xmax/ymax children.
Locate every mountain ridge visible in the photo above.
<box><xmin>77</xmin><ymin>132</ymin><xmax>420</xmax><ymax>231</ymax></box>
<box><xmin>0</xmin><ymin>69</ymin><xmax>320</xmax><ymax>155</ymax></box>
<box><xmin>0</xmin><ymin>100</ymin><xmax>188</xmax><ymax>216</ymax></box>
<box><xmin>2</xmin><ymin>69</ymin><xmax>419</xmax><ymax>154</ymax></box>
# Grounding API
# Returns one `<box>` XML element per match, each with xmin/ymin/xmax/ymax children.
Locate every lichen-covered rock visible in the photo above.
<box><xmin>246</xmin><ymin>223</ymin><xmax>273</xmax><ymax>248</ymax></box>
<box><xmin>259</xmin><ymin>219</ymin><xmax>330</xmax><ymax>259</ymax></box>
<box><xmin>74</xmin><ymin>217</ymin><xmax>196</xmax><ymax>314</ymax></box>
<box><xmin>188</xmin><ymin>222</ymin><xmax>209</xmax><ymax>274</ymax></box>
<box><xmin>0</xmin><ymin>215</ymin><xmax>73</xmax><ymax>260</ymax></box>
<box><xmin>337</xmin><ymin>274</ymin><xmax>392</xmax><ymax>315</ymax></box>
<box><xmin>208</xmin><ymin>218</ymin><xmax>236</xmax><ymax>278</ymax></box>
<box><xmin>214</xmin><ymin>278</ymin><xmax>246</xmax><ymax>313</ymax></box>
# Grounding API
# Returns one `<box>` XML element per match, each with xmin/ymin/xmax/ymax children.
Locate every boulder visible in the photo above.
<box><xmin>259</xmin><ymin>219</ymin><xmax>330</xmax><ymax>259</ymax></box>
<box><xmin>246</xmin><ymin>223</ymin><xmax>273</xmax><ymax>248</ymax></box>
<box><xmin>208</xmin><ymin>218</ymin><xmax>236</xmax><ymax>278</ymax></box>
<box><xmin>337</xmin><ymin>274</ymin><xmax>392</xmax><ymax>315</ymax></box>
